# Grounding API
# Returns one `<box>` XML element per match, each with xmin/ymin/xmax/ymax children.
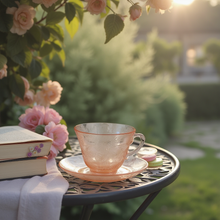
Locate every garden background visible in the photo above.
<box><xmin>1</xmin><ymin>0</ymin><xmax>220</xmax><ymax>219</ymax></box>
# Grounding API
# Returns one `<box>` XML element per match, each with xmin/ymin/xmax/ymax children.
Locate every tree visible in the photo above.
<box><xmin>134</xmin><ymin>31</ymin><xmax>182</xmax><ymax>77</ymax></box>
<box><xmin>196</xmin><ymin>39</ymin><xmax>220</xmax><ymax>76</ymax></box>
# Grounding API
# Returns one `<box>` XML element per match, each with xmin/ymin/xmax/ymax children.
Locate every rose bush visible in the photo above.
<box><xmin>0</xmin><ymin>0</ymin><xmax>173</xmax><ymax>114</ymax></box>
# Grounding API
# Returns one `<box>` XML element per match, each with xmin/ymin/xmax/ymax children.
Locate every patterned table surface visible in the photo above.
<box><xmin>57</xmin><ymin>137</ymin><xmax>180</xmax><ymax>206</ymax></box>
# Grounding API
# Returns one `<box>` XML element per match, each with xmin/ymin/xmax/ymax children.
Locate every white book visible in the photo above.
<box><xmin>0</xmin><ymin>126</ymin><xmax>52</xmax><ymax>160</ymax></box>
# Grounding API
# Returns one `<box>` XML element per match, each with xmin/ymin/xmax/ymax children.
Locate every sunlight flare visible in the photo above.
<box><xmin>174</xmin><ymin>0</ymin><xmax>194</xmax><ymax>5</ymax></box>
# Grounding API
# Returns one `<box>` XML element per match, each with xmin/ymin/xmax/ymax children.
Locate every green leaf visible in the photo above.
<box><xmin>11</xmin><ymin>50</ymin><xmax>32</xmax><ymax>67</ymax></box>
<box><xmin>0</xmin><ymin>14</ymin><xmax>13</xmax><ymax>33</ymax></box>
<box><xmin>32</xmin><ymin>76</ymin><xmax>48</xmax><ymax>86</ymax></box>
<box><xmin>39</xmin><ymin>61</ymin><xmax>50</xmax><ymax>79</ymax></box>
<box><xmin>28</xmin><ymin>24</ymin><xmax>42</xmax><ymax>43</ymax></box>
<box><xmin>0</xmin><ymin>54</ymin><xmax>7</xmax><ymax>69</ymax></box>
<box><xmin>65</xmin><ymin>2</ymin><xmax>76</xmax><ymax>23</ymax></box>
<box><xmin>41</xmin><ymin>4</ymin><xmax>55</xmax><ymax>12</ymax></box>
<box><xmin>49</xmin><ymin>49</ymin><xmax>56</xmax><ymax>60</ymax></box>
<box><xmin>0</xmin><ymin>76</ymin><xmax>12</xmax><ymax>104</ymax></box>
<box><xmin>24</xmin><ymin>50</ymin><xmax>32</xmax><ymax>66</ymax></box>
<box><xmin>6</xmin><ymin>33</ymin><xmax>27</xmax><ymax>56</ymax></box>
<box><xmin>11</xmin><ymin>51</ymin><xmax>26</xmax><ymax>67</ymax></box>
<box><xmin>9</xmin><ymin>74</ymin><xmax>25</xmax><ymax>99</ymax></box>
<box><xmin>69</xmin><ymin>0</ymin><xmax>84</xmax><ymax>24</ymax></box>
<box><xmin>0</xmin><ymin>2</ymin><xmax>6</xmax><ymax>11</ymax></box>
<box><xmin>65</xmin><ymin>17</ymin><xmax>79</xmax><ymax>39</ymax></box>
<box><xmin>51</xmin><ymin>41</ymin><xmax>62</xmax><ymax>52</ymax></box>
<box><xmin>29</xmin><ymin>59</ymin><xmax>42</xmax><ymax>79</ymax></box>
<box><xmin>60</xmin><ymin>119</ymin><xmax>67</xmax><ymax>126</ymax></box>
<box><xmin>18</xmin><ymin>66</ymin><xmax>29</xmax><ymax>79</ymax></box>
<box><xmin>47</xmin><ymin>24</ymin><xmax>64</xmax><ymax>42</ymax></box>
<box><xmin>104</xmin><ymin>14</ymin><xmax>124</xmax><ymax>44</ymax></box>
<box><xmin>25</xmin><ymin>31</ymin><xmax>42</xmax><ymax>51</ymax></box>
<box><xmin>65</xmin><ymin>141</ymin><xmax>72</xmax><ymax>150</ymax></box>
<box><xmin>0</xmin><ymin>0</ymin><xmax>17</xmax><ymax>7</ymax></box>
<box><xmin>6</xmin><ymin>56</ymin><xmax>18</xmax><ymax>68</ymax></box>
<box><xmin>35</xmin><ymin>125</ymin><xmax>45</xmax><ymax>134</ymax></box>
<box><xmin>111</xmin><ymin>0</ymin><xmax>119</xmax><ymax>7</ymax></box>
<box><xmin>0</xmin><ymin>32</ymin><xmax>7</xmax><ymax>45</ymax></box>
<box><xmin>57</xmin><ymin>49</ymin><xmax>65</xmax><ymax>66</ymax></box>
<box><xmin>41</xmin><ymin>26</ymin><xmax>50</xmax><ymax>40</ymax></box>
<box><xmin>46</xmin><ymin>11</ymin><xmax>65</xmax><ymax>25</ymax></box>
<box><xmin>54</xmin><ymin>0</ymin><xmax>62</xmax><ymax>6</ymax></box>
<box><xmin>39</xmin><ymin>43</ymin><xmax>53</xmax><ymax>57</ymax></box>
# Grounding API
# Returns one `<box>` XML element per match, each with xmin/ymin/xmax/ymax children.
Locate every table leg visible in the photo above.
<box><xmin>80</xmin><ymin>204</ymin><xmax>94</xmax><ymax>220</ymax></box>
<box><xmin>129</xmin><ymin>190</ymin><xmax>161</xmax><ymax>220</ymax></box>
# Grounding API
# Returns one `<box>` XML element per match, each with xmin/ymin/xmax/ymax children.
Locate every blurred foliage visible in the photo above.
<box><xmin>48</xmin><ymin>16</ymin><xmax>156</xmax><ymax>135</ymax></box>
<box><xmin>0</xmin><ymin>104</ymin><xmax>26</xmax><ymax>126</ymax></box>
<box><xmin>137</xmin><ymin>79</ymin><xmax>186</xmax><ymax>145</ymax></box>
<box><xmin>179</xmin><ymin>83</ymin><xmax>220</xmax><ymax>120</ymax></box>
<box><xmin>195</xmin><ymin>39</ymin><xmax>220</xmax><ymax>75</ymax></box>
<box><xmin>61</xmin><ymin>196</ymin><xmax>148</xmax><ymax>220</ymax></box>
<box><xmin>137</xmin><ymin>0</ymin><xmax>220</xmax><ymax>34</ymax></box>
<box><xmin>133</xmin><ymin>30</ymin><xmax>182</xmax><ymax>77</ymax></box>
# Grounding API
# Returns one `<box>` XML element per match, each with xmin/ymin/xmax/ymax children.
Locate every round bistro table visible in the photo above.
<box><xmin>56</xmin><ymin>137</ymin><xmax>180</xmax><ymax>220</ymax></box>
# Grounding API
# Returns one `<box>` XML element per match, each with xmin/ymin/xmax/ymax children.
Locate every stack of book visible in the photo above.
<box><xmin>0</xmin><ymin>126</ymin><xmax>52</xmax><ymax>180</ymax></box>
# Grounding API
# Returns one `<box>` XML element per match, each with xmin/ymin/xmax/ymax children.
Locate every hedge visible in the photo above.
<box><xmin>179</xmin><ymin>83</ymin><xmax>220</xmax><ymax>120</ymax></box>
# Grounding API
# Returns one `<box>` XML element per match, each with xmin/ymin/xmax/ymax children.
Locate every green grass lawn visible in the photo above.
<box><xmin>138</xmin><ymin>141</ymin><xmax>220</xmax><ymax>220</ymax></box>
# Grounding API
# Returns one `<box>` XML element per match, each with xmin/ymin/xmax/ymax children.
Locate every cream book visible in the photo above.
<box><xmin>0</xmin><ymin>126</ymin><xmax>53</xmax><ymax>160</ymax></box>
<box><xmin>0</xmin><ymin>156</ymin><xmax>48</xmax><ymax>180</ymax></box>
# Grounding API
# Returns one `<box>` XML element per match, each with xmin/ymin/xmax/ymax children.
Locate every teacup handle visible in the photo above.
<box><xmin>127</xmin><ymin>133</ymin><xmax>145</xmax><ymax>157</ymax></box>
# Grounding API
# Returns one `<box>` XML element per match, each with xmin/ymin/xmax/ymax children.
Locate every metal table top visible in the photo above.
<box><xmin>57</xmin><ymin>137</ymin><xmax>180</xmax><ymax>206</ymax></box>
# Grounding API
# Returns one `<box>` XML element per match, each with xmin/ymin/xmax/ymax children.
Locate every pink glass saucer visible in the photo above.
<box><xmin>59</xmin><ymin>155</ymin><xmax>148</xmax><ymax>182</ymax></box>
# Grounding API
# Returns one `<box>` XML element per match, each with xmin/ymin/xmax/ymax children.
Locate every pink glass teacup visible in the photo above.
<box><xmin>74</xmin><ymin>123</ymin><xmax>145</xmax><ymax>174</ymax></box>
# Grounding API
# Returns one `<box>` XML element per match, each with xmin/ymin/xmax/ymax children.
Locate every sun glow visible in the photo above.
<box><xmin>174</xmin><ymin>0</ymin><xmax>194</xmax><ymax>5</ymax></box>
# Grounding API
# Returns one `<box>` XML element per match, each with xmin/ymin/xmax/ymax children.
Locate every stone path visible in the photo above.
<box><xmin>165</xmin><ymin>121</ymin><xmax>220</xmax><ymax>160</ymax></box>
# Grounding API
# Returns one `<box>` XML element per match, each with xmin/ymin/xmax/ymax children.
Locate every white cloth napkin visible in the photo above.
<box><xmin>0</xmin><ymin>158</ymin><xmax>69</xmax><ymax>220</ymax></box>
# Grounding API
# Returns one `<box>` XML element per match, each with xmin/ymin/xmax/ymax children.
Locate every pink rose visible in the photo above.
<box><xmin>15</xmin><ymin>90</ymin><xmax>35</xmax><ymax>106</ymax></box>
<box><xmin>6</xmin><ymin>3</ymin><xmax>36</xmax><ymax>35</ymax></box>
<box><xmin>35</xmin><ymin>80</ymin><xmax>63</xmax><ymax>107</ymax></box>
<box><xmin>0</xmin><ymin>64</ymin><xmax>7</xmax><ymax>79</ymax></box>
<box><xmin>146</xmin><ymin>0</ymin><xmax>173</xmax><ymax>13</ymax></box>
<box><xmin>21</xmin><ymin>76</ymin><xmax>30</xmax><ymax>93</ymax></box>
<box><xmin>32</xmin><ymin>0</ymin><xmax>59</xmax><ymax>8</ymax></box>
<box><xmin>85</xmin><ymin>0</ymin><xmax>106</xmax><ymax>15</ymax></box>
<box><xmin>129</xmin><ymin>4</ymin><xmax>142</xmax><ymax>21</ymax></box>
<box><xmin>19</xmin><ymin>105</ymin><xmax>45</xmax><ymax>131</ymax></box>
<box><xmin>47</xmin><ymin>145</ymin><xmax>59</xmax><ymax>160</ymax></box>
<box><xmin>44</xmin><ymin>107</ymin><xmax>62</xmax><ymax>125</ymax></box>
<box><xmin>43</xmin><ymin>121</ymin><xmax>68</xmax><ymax>152</ymax></box>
